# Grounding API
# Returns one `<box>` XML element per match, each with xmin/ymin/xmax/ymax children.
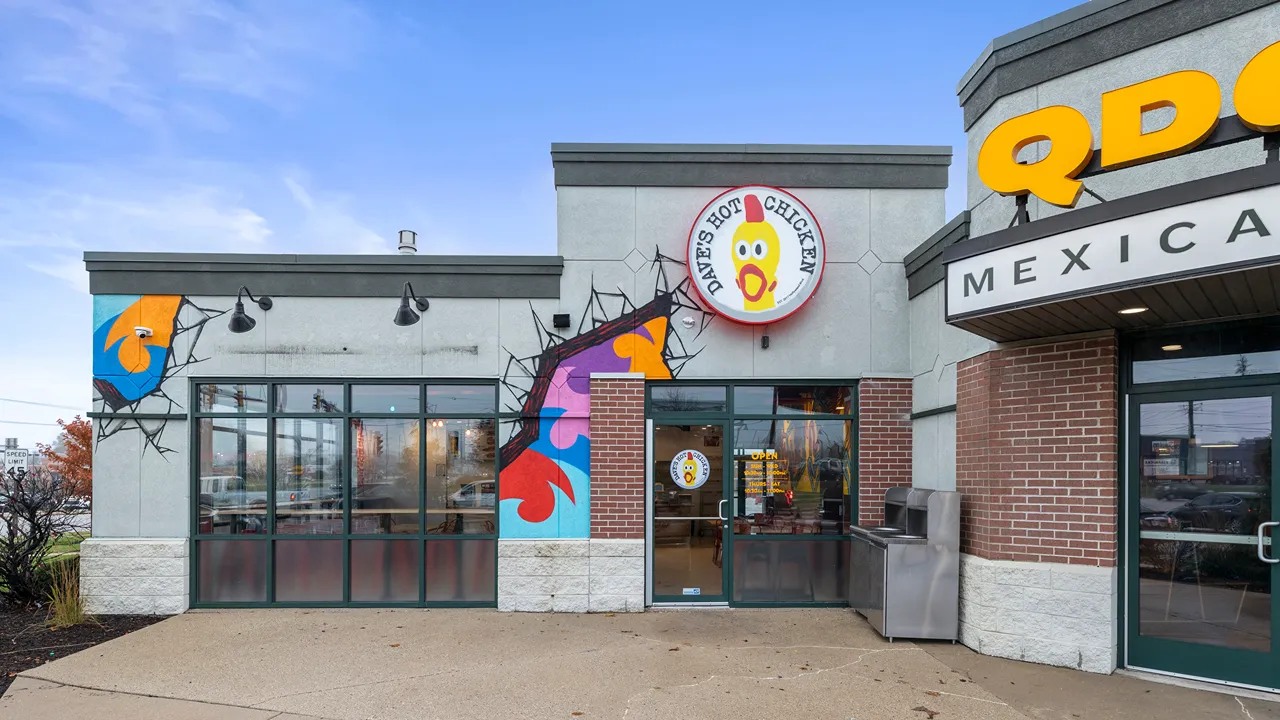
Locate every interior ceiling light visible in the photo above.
<box><xmin>1199</xmin><ymin>443</ymin><xmax>1239</xmax><ymax>448</ymax></box>
<box><xmin>1162</xmin><ymin>344</ymin><xmax>1183</xmax><ymax>351</ymax></box>
<box><xmin>1118</xmin><ymin>307</ymin><xmax>1148</xmax><ymax>315</ymax></box>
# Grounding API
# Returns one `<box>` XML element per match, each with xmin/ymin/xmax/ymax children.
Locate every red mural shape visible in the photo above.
<box><xmin>500</xmin><ymin>449</ymin><xmax>575</xmax><ymax>523</ymax></box>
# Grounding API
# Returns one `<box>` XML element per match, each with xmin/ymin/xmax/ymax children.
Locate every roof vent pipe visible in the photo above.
<box><xmin>398</xmin><ymin>230</ymin><xmax>418</xmax><ymax>255</ymax></box>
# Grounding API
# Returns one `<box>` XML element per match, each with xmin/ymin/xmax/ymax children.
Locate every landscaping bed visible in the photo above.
<box><xmin>0</xmin><ymin>607</ymin><xmax>164</xmax><ymax>695</ymax></box>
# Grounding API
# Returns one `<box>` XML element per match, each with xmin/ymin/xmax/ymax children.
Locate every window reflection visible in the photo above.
<box><xmin>274</xmin><ymin>418</ymin><xmax>344</xmax><ymax>534</ymax></box>
<box><xmin>426</xmin><ymin>419</ymin><xmax>496</xmax><ymax>534</ymax></box>
<box><xmin>197</xmin><ymin>384</ymin><xmax>268</xmax><ymax>413</ymax></box>
<box><xmin>426</xmin><ymin>385</ymin><xmax>495</xmax><ymax>414</ymax></box>
<box><xmin>1131</xmin><ymin>321</ymin><xmax>1280</xmax><ymax>384</ymax></box>
<box><xmin>733</xmin><ymin>386</ymin><xmax>852</xmax><ymax>415</ymax></box>
<box><xmin>350</xmin><ymin>418</ymin><xmax>420</xmax><ymax>534</ymax></box>
<box><xmin>1137</xmin><ymin>396</ymin><xmax>1273</xmax><ymax>652</ymax></box>
<box><xmin>196</xmin><ymin>418</ymin><xmax>268</xmax><ymax>535</ymax></box>
<box><xmin>732</xmin><ymin>419</ymin><xmax>852</xmax><ymax>535</ymax></box>
<box><xmin>275</xmin><ymin>384</ymin><xmax>343</xmax><ymax>413</ymax></box>
<box><xmin>651</xmin><ymin>386</ymin><xmax>728</xmax><ymax>413</ymax></box>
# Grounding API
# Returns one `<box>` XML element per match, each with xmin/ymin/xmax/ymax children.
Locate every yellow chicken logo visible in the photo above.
<box><xmin>732</xmin><ymin>194</ymin><xmax>780</xmax><ymax>312</ymax></box>
<box><xmin>681</xmin><ymin>453</ymin><xmax>699</xmax><ymax>486</ymax></box>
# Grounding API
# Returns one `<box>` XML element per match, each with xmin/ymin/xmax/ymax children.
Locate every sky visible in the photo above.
<box><xmin>0</xmin><ymin>0</ymin><xmax>1081</xmax><ymax>448</ymax></box>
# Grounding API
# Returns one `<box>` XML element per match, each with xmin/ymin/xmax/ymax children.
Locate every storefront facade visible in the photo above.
<box><xmin>906</xmin><ymin>0</ymin><xmax>1280</xmax><ymax>689</ymax></box>
<box><xmin>80</xmin><ymin>0</ymin><xmax>1280</xmax><ymax>692</ymax></box>
<box><xmin>82</xmin><ymin>144</ymin><xmax>946</xmax><ymax>614</ymax></box>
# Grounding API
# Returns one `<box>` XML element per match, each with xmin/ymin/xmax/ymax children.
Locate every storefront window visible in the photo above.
<box><xmin>732</xmin><ymin>419</ymin><xmax>852</xmax><ymax>535</ymax></box>
<box><xmin>351</xmin><ymin>384</ymin><xmax>420</xmax><ymax>414</ymax></box>
<box><xmin>350</xmin><ymin>418</ymin><xmax>421</xmax><ymax>534</ymax></box>
<box><xmin>275</xmin><ymin>384</ymin><xmax>344</xmax><ymax>413</ymax></box>
<box><xmin>1131</xmin><ymin>320</ymin><xmax>1280</xmax><ymax>384</ymax></box>
<box><xmin>425</xmin><ymin>419</ymin><xmax>496</xmax><ymax>534</ymax></box>
<box><xmin>651</xmin><ymin>385</ymin><xmax>727</xmax><ymax>413</ymax></box>
<box><xmin>274</xmin><ymin>418</ymin><xmax>343</xmax><ymax>534</ymax></box>
<box><xmin>427</xmin><ymin>385</ymin><xmax>495</xmax><ymax>414</ymax></box>
<box><xmin>733</xmin><ymin>385</ymin><xmax>853</xmax><ymax>415</ymax></box>
<box><xmin>193</xmin><ymin>380</ymin><xmax>499</xmax><ymax>607</ymax></box>
<box><xmin>197</xmin><ymin>383</ymin><xmax>268</xmax><ymax>413</ymax></box>
<box><xmin>196</xmin><ymin>417</ymin><xmax>268</xmax><ymax>534</ymax></box>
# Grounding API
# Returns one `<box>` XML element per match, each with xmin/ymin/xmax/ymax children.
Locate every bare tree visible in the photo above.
<box><xmin>0</xmin><ymin>466</ymin><xmax>77</xmax><ymax>607</ymax></box>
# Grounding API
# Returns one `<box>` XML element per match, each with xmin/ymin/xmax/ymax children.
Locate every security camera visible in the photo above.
<box><xmin>134</xmin><ymin>326</ymin><xmax>154</xmax><ymax>339</ymax></box>
<box><xmin>681</xmin><ymin>317</ymin><xmax>696</xmax><ymax>329</ymax></box>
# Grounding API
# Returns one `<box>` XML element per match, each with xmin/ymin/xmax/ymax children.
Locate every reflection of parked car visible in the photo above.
<box><xmin>1138</xmin><ymin>501</ymin><xmax>1178</xmax><ymax>530</ymax></box>
<box><xmin>449</xmin><ymin>481</ymin><xmax>495</xmax><ymax>508</ymax></box>
<box><xmin>1169</xmin><ymin>493</ymin><xmax>1264</xmax><ymax>534</ymax></box>
<box><xmin>1152</xmin><ymin>481</ymin><xmax>1202</xmax><ymax>500</ymax></box>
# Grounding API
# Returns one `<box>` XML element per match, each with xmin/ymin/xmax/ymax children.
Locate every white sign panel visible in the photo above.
<box><xmin>4</xmin><ymin>449</ymin><xmax>28</xmax><ymax>473</ymax></box>
<box><xmin>947</xmin><ymin>184</ymin><xmax>1280</xmax><ymax>318</ymax></box>
<box><xmin>687</xmin><ymin>185</ymin><xmax>826</xmax><ymax>325</ymax></box>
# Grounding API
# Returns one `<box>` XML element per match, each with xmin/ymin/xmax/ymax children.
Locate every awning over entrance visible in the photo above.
<box><xmin>944</xmin><ymin>164</ymin><xmax>1280</xmax><ymax>342</ymax></box>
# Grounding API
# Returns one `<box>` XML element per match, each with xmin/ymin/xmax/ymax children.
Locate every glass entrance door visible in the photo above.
<box><xmin>651</xmin><ymin>423</ymin><xmax>729</xmax><ymax>602</ymax></box>
<box><xmin>1128</xmin><ymin>388</ymin><xmax>1277</xmax><ymax>686</ymax></box>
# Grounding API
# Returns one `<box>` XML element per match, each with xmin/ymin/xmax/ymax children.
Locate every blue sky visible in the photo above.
<box><xmin>0</xmin><ymin>0</ymin><xmax>1079</xmax><ymax>446</ymax></box>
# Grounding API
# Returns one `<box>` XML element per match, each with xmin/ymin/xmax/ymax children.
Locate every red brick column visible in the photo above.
<box><xmin>955</xmin><ymin>336</ymin><xmax>1118</xmax><ymax>566</ymax></box>
<box><xmin>589</xmin><ymin>374</ymin><xmax>646</xmax><ymax>539</ymax></box>
<box><xmin>858</xmin><ymin>378</ymin><xmax>913</xmax><ymax>526</ymax></box>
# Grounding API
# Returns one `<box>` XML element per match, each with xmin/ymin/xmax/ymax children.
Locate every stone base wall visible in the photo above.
<box><xmin>497</xmin><ymin>539</ymin><xmax>644</xmax><ymax>613</ymax></box>
<box><xmin>959</xmin><ymin>554</ymin><xmax>1116</xmax><ymax>674</ymax></box>
<box><xmin>80</xmin><ymin>538</ymin><xmax>188</xmax><ymax>615</ymax></box>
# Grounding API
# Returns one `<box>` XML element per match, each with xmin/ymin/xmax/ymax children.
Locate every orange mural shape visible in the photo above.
<box><xmin>104</xmin><ymin>295</ymin><xmax>182</xmax><ymax>374</ymax></box>
<box><xmin>613</xmin><ymin>317</ymin><xmax>673</xmax><ymax>379</ymax></box>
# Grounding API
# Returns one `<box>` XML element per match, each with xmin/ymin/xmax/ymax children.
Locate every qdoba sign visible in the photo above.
<box><xmin>947</xmin><ymin>184</ymin><xmax>1279</xmax><ymax>318</ymax></box>
<box><xmin>686</xmin><ymin>185</ymin><xmax>825</xmax><ymax>325</ymax></box>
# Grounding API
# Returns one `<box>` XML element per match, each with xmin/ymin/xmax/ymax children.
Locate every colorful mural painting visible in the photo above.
<box><xmin>497</xmin><ymin>252</ymin><xmax>712</xmax><ymax>538</ymax></box>
<box><xmin>93</xmin><ymin>294</ymin><xmax>225</xmax><ymax>455</ymax></box>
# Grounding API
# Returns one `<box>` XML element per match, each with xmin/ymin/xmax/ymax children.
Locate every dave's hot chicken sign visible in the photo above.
<box><xmin>686</xmin><ymin>185</ymin><xmax>825</xmax><ymax>324</ymax></box>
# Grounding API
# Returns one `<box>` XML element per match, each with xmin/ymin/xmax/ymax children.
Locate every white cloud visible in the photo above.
<box><xmin>0</xmin><ymin>0</ymin><xmax>370</xmax><ymax>130</ymax></box>
<box><xmin>28</xmin><ymin>255</ymin><xmax>89</xmax><ymax>294</ymax></box>
<box><xmin>282</xmin><ymin>173</ymin><xmax>389</xmax><ymax>254</ymax></box>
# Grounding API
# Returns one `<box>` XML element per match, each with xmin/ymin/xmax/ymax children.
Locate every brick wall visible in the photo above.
<box><xmin>858</xmin><ymin>378</ymin><xmax>913</xmax><ymax>526</ymax></box>
<box><xmin>955</xmin><ymin>336</ymin><xmax>1118</xmax><ymax>566</ymax></box>
<box><xmin>589</xmin><ymin>374</ymin><xmax>646</xmax><ymax>539</ymax></box>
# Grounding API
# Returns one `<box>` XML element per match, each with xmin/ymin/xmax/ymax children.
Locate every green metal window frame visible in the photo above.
<box><xmin>189</xmin><ymin>378</ymin><xmax>500</xmax><ymax>609</ymax></box>
<box><xmin>646</xmin><ymin>380</ymin><xmax>858</xmax><ymax>608</ymax></box>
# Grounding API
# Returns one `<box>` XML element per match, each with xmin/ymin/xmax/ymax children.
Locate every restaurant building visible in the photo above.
<box><xmin>80</xmin><ymin>0</ymin><xmax>1280</xmax><ymax>691</ymax></box>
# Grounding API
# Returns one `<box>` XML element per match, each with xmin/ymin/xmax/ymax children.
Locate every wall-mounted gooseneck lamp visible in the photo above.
<box><xmin>228</xmin><ymin>286</ymin><xmax>273</xmax><ymax>333</ymax></box>
<box><xmin>394</xmin><ymin>282</ymin><xmax>430</xmax><ymax>326</ymax></box>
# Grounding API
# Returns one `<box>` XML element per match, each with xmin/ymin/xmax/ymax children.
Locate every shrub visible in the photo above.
<box><xmin>0</xmin><ymin>467</ymin><xmax>77</xmax><ymax>608</ymax></box>
<box><xmin>46</xmin><ymin>556</ymin><xmax>87</xmax><ymax>628</ymax></box>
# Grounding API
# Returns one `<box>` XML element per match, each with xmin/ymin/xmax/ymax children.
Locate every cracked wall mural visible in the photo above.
<box><xmin>93</xmin><ymin>294</ymin><xmax>225</xmax><ymax>456</ymax></box>
<box><xmin>498</xmin><ymin>252</ymin><xmax>713</xmax><ymax>538</ymax></box>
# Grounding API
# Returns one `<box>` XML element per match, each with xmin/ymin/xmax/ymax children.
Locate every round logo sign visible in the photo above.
<box><xmin>669</xmin><ymin>449</ymin><xmax>711</xmax><ymax>490</ymax></box>
<box><xmin>686</xmin><ymin>185</ymin><xmax>826</xmax><ymax>325</ymax></box>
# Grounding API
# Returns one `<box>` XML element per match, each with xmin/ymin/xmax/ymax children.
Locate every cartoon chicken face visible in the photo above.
<box><xmin>681</xmin><ymin>453</ymin><xmax>699</xmax><ymax>486</ymax></box>
<box><xmin>732</xmin><ymin>194</ymin><xmax>781</xmax><ymax>312</ymax></box>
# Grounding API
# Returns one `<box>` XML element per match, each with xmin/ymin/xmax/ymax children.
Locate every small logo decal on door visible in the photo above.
<box><xmin>670</xmin><ymin>449</ymin><xmax>711</xmax><ymax>489</ymax></box>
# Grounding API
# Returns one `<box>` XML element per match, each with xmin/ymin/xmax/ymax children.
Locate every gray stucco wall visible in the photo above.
<box><xmin>556</xmin><ymin>184</ymin><xmax>945</xmax><ymax>380</ymax></box>
<box><xmin>908</xmin><ymin>283</ymin><xmax>993</xmax><ymax>491</ymax></box>
<box><xmin>966</xmin><ymin>5</ymin><xmax>1280</xmax><ymax>239</ymax></box>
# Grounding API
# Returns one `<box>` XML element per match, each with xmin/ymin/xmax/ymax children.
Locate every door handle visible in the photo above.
<box><xmin>718</xmin><ymin>499</ymin><xmax>728</xmax><ymax>521</ymax></box>
<box><xmin>1258</xmin><ymin>521</ymin><xmax>1279</xmax><ymax>564</ymax></box>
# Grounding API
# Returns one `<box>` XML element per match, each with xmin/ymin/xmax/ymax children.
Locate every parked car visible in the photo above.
<box><xmin>1169</xmin><ymin>492</ymin><xmax>1265</xmax><ymax>534</ymax></box>
<box><xmin>61</xmin><ymin>496</ymin><xmax>91</xmax><ymax>512</ymax></box>
<box><xmin>1151</xmin><ymin>481</ymin><xmax>1203</xmax><ymax>501</ymax></box>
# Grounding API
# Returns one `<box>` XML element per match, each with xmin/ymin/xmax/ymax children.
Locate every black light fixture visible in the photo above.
<box><xmin>228</xmin><ymin>286</ymin><xmax>272</xmax><ymax>333</ymax></box>
<box><xmin>394</xmin><ymin>282</ymin><xmax>430</xmax><ymax>326</ymax></box>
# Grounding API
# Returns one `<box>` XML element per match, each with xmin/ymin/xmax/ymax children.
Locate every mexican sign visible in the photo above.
<box><xmin>947</xmin><ymin>183</ymin><xmax>1279</xmax><ymax>319</ymax></box>
<box><xmin>686</xmin><ymin>185</ymin><xmax>825</xmax><ymax>324</ymax></box>
<box><xmin>977</xmin><ymin>39</ymin><xmax>1280</xmax><ymax>208</ymax></box>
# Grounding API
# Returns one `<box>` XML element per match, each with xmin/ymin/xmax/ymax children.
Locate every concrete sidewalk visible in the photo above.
<box><xmin>2</xmin><ymin>609</ymin><xmax>1277</xmax><ymax>720</ymax></box>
